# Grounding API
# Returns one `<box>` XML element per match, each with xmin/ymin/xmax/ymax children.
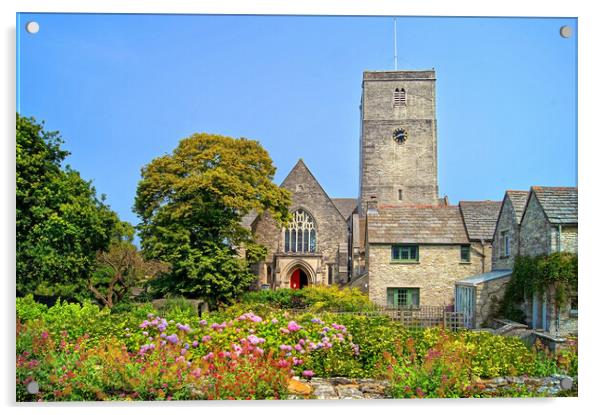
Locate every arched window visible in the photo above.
<box><xmin>284</xmin><ymin>209</ymin><xmax>316</xmax><ymax>253</ymax></box>
<box><xmin>393</xmin><ymin>88</ymin><xmax>406</xmax><ymax>107</ymax></box>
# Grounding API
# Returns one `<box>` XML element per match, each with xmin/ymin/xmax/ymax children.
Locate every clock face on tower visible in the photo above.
<box><xmin>393</xmin><ymin>128</ymin><xmax>407</xmax><ymax>144</ymax></box>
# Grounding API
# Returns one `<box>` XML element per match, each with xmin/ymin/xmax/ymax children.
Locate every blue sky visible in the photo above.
<box><xmin>17</xmin><ymin>14</ymin><xmax>577</xmax><ymax>228</ymax></box>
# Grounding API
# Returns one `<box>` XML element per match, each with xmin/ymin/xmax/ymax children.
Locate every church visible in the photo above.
<box><xmin>242</xmin><ymin>69</ymin><xmax>502</xmax><ymax>310</ymax></box>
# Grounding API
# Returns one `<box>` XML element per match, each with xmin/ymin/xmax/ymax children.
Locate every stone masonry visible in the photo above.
<box><xmin>359</xmin><ymin>71</ymin><xmax>439</xmax><ymax>213</ymax></box>
<box><xmin>251</xmin><ymin>159</ymin><xmax>350</xmax><ymax>287</ymax></box>
<box><xmin>492</xmin><ymin>191</ymin><xmax>528</xmax><ymax>271</ymax></box>
<box><xmin>369</xmin><ymin>244</ymin><xmax>483</xmax><ymax>307</ymax></box>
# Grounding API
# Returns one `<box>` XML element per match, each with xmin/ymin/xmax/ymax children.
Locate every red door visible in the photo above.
<box><xmin>290</xmin><ymin>269</ymin><xmax>301</xmax><ymax>289</ymax></box>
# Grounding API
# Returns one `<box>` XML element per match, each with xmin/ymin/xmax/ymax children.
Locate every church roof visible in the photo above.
<box><xmin>459</xmin><ymin>201</ymin><xmax>502</xmax><ymax>241</ymax></box>
<box><xmin>331</xmin><ymin>198</ymin><xmax>358</xmax><ymax>220</ymax></box>
<box><xmin>506</xmin><ymin>190</ymin><xmax>529</xmax><ymax>224</ymax></box>
<box><xmin>530</xmin><ymin>186</ymin><xmax>578</xmax><ymax>225</ymax></box>
<box><xmin>367</xmin><ymin>205</ymin><xmax>469</xmax><ymax>244</ymax></box>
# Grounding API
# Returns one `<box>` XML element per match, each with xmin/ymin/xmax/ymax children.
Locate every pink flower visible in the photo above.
<box><xmin>287</xmin><ymin>321</ymin><xmax>301</xmax><ymax>332</ymax></box>
<box><xmin>302</xmin><ymin>370</ymin><xmax>314</xmax><ymax>378</ymax></box>
<box><xmin>277</xmin><ymin>359</ymin><xmax>289</xmax><ymax>368</ymax></box>
<box><xmin>202</xmin><ymin>335</ymin><xmax>211</xmax><ymax>343</ymax></box>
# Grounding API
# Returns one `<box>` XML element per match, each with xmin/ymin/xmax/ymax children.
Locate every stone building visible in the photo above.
<box><xmin>365</xmin><ymin>205</ymin><xmax>485</xmax><ymax>307</ymax></box>
<box><xmin>457</xmin><ymin>186</ymin><xmax>578</xmax><ymax>333</ymax></box>
<box><xmin>246</xmin><ymin>68</ymin><xmax>575</xmax><ymax>333</ymax></box>
<box><xmin>249</xmin><ymin>159</ymin><xmax>352</xmax><ymax>289</ymax></box>
<box><xmin>491</xmin><ymin>190</ymin><xmax>530</xmax><ymax>271</ymax></box>
<box><xmin>519</xmin><ymin>186</ymin><xmax>578</xmax><ymax>336</ymax></box>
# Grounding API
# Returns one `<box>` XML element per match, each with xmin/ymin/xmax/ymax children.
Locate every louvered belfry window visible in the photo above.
<box><xmin>394</xmin><ymin>88</ymin><xmax>406</xmax><ymax>107</ymax></box>
<box><xmin>284</xmin><ymin>209</ymin><xmax>317</xmax><ymax>253</ymax></box>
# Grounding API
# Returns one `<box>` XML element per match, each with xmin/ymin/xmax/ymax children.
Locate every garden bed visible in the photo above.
<box><xmin>16</xmin><ymin>290</ymin><xmax>577</xmax><ymax>401</ymax></box>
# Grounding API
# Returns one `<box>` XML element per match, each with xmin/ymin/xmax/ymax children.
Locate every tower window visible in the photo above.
<box><xmin>393</xmin><ymin>88</ymin><xmax>406</xmax><ymax>107</ymax></box>
<box><xmin>398</xmin><ymin>189</ymin><xmax>403</xmax><ymax>201</ymax></box>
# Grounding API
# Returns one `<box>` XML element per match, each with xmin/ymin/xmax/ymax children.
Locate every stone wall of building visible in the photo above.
<box><xmin>359</xmin><ymin>71</ymin><xmax>439</xmax><ymax>212</ymax></box>
<box><xmin>368</xmin><ymin>243</ymin><xmax>483</xmax><ymax>306</ymax></box>
<box><xmin>523</xmin><ymin>293</ymin><xmax>578</xmax><ymax>337</ymax></box>
<box><xmin>492</xmin><ymin>199</ymin><xmax>521</xmax><ymax>270</ymax></box>
<box><xmin>473</xmin><ymin>275</ymin><xmax>511</xmax><ymax>328</ymax></box>
<box><xmin>550</xmin><ymin>225</ymin><xmax>578</xmax><ymax>254</ymax></box>
<box><xmin>520</xmin><ymin>195</ymin><xmax>553</xmax><ymax>257</ymax></box>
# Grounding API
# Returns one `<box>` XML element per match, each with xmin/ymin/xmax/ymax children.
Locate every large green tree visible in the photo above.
<box><xmin>134</xmin><ymin>133</ymin><xmax>291</xmax><ymax>307</ymax></box>
<box><xmin>16</xmin><ymin>114</ymin><xmax>119</xmax><ymax>299</ymax></box>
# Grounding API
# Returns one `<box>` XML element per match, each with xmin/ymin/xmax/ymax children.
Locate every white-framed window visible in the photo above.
<box><xmin>283</xmin><ymin>209</ymin><xmax>317</xmax><ymax>253</ymax></box>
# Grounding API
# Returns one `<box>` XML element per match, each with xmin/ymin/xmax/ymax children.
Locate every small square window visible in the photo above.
<box><xmin>461</xmin><ymin>245</ymin><xmax>471</xmax><ymax>263</ymax></box>
<box><xmin>387</xmin><ymin>287</ymin><xmax>419</xmax><ymax>307</ymax></box>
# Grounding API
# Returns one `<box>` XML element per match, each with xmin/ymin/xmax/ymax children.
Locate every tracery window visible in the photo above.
<box><xmin>284</xmin><ymin>209</ymin><xmax>316</xmax><ymax>253</ymax></box>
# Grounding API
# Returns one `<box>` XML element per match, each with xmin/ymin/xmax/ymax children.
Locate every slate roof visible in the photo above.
<box><xmin>459</xmin><ymin>201</ymin><xmax>502</xmax><ymax>241</ymax></box>
<box><xmin>240</xmin><ymin>210</ymin><xmax>258</xmax><ymax>229</ymax></box>
<box><xmin>456</xmin><ymin>269</ymin><xmax>512</xmax><ymax>286</ymax></box>
<box><xmin>531</xmin><ymin>186</ymin><xmax>578</xmax><ymax>224</ymax></box>
<box><xmin>331</xmin><ymin>198</ymin><xmax>358</xmax><ymax>220</ymax></box>
<box><xmin>506</xmin><ymin>191</ymin><xmax>530</xmax><ymax>224</ymax></box>
<box><xmin>367</xmin><ymin>205</ymin><xmax>469</xmax><ymax>244</ymax></box>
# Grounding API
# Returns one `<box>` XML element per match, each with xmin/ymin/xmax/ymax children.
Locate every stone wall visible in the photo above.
<box><xmin>368</xmin><ymin>243</ymin><xmax>483</xmax><ymax>306</ymax></box>
<box><xmin>551</xmin><ymin>225</ymin><xmax>578</xmax><ymax>253</ymax></box>
<box><xmin>473</xmin><ymin>275</ymin><xmax>511</xmax><ymax>328</ymax></box>
<box><xmin>520</xmin><ymin>195</ymin><xmax>553</xmax><ymax>257</ymax></box>
<box><xmin>359</xmin><ymin>71</ymin><xmax>438</xmax><ymax>212</ymax></box>
<box><xmin>492</xmin><ymin>198</ymin><xmax>520</xmax><ymax>270</ymax></box>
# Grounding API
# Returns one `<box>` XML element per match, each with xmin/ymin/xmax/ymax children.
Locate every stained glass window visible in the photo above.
<box><xmin>284</xmin><ymin>209</ymin><xmax>317</xmax><ymax>253</ymax></box>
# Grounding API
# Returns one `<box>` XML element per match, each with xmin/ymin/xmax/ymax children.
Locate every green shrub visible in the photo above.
<box><xmin>16</xmin><ymin>295</ymin><xmax>48</xmax><ymax>321</ymax></box>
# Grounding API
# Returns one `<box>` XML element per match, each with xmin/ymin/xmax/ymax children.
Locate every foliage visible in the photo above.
<box><xmin>16</xmin><ymin>296</ymin><xmax>576</xmax><ymax>400</ymax></box>
<box><xmin>498</xmin><ymin>253</ymin><xmax>578</xmax><ymax>323</ymax></box>
<box><xmin>240</xmin><ymin>286</ymin><xmax>376</xmax><ymax>312</ymax></box>
<box><xmin>90</xmin><ymin>222</ymin><xmax>170</xmax><ymax>308</ymax></box>
<box><xmin>16</xmin><ymin>114</ymin><xmax>121</xmax><ymax>300</ymax></box>
<box><xmin>134</xmin><ymin>133</ymin><xmax>291</xmax><ymax>307</ymax></box>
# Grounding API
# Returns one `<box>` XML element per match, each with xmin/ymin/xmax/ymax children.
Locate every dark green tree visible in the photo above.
<box><xmin>16</xmin><ymin>114</ymin><xmax>119</xmax><ymax>300</ymax></box>
<box><xmin>134</xmin><ymin>133</ymin><xmax>291</xmax><ymax>308</ymax></box>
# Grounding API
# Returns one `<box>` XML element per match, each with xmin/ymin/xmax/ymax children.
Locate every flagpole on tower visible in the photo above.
<box><xmin>394</xmin><ymin>18</ymin><xmax>398</xmax><ymax>70</ymax></box>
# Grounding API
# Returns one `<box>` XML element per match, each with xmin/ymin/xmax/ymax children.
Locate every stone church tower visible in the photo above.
<box><xmin>359</xmin><ymin>70</ymin><xmax>439</xmax><ymax>213</ymax></box>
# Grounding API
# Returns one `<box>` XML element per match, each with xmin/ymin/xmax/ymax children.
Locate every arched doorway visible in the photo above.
<box><xmin>289</xmin><ymin>267</ymin><xmax>309</xmax><ymax>290</ymax></box>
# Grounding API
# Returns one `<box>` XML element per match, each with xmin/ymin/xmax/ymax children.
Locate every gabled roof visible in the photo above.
<box><xmin>281</xmin><ymin>159</ymin><xmax>348</xmax><ymax>224</ymax></box>
<box><xmin>530</xmin><ymin>186</ymin><xmax>578</xmax><ymax>225</ymax></box>
<box><xmin>506</xmin><ymin>190</ymin><xmax>530</xmax><ymax>224</ymax></box>
<box><xmin>459</xmin><ymin>201</ymin><xmax>502</xmax><ymax>241</ymax></box>
<box><xmin>367</xmin><ymin>205</ymin><xmax>469</xmax><ymax>244</ymax></box>
<box><xmin>331</xmin><ymin>198</ymin><xmax>358</xmax><ymax>220</ymax></box>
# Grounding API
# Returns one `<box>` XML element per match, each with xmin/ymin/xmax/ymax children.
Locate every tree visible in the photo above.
<box><xmin>16</xmin><ymin>114</ymin><xmax>119</xmax><ymax>299</ymax></box>
<box><xmin>90</xmin><ymin>222</ymin><xmax>169</xmax><ymax>308</ymax></box>
<box><xmin>134</xmin><ymin>133</ymin><xmax>291</xmax><ymax>308</ymax></box>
